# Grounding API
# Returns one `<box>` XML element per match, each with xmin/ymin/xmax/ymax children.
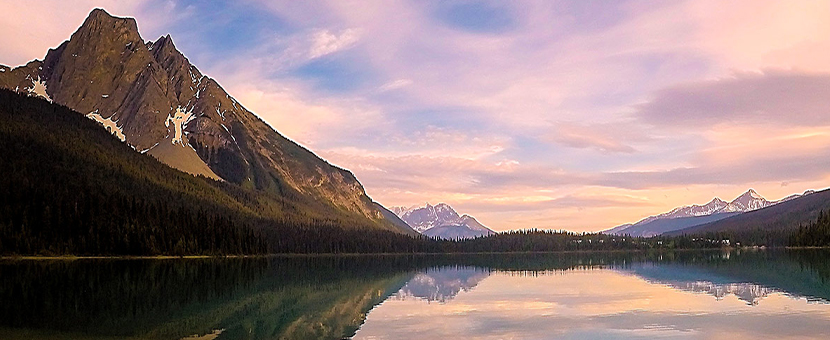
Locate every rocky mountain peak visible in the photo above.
<box><xmin>151</xmin><ymin>34</ymin><xmax>185</xmax><ymax>66</ymax></box>
<box><xmin>709</xmin><ymin>197</ymin><xmax>727</xmax><ymax>205</ymax></box>
<box><xmin>74</xmin><ymin>9</ymin><xmax>141</xmax><ymax>47</ymax></box>
<box><xmin>721</xmin><ymin>189</ymin><xmax>771</xmax><ymax>212</ymax></box>
<box><xmin>0</xmin><ymin>8</ymin><xmax>413</xmax><ymax>235</ymax></box>
<box><xmin>392</xmin><ymin>202</ymin><xmax>493</xmax><ymax>239</ymax></box>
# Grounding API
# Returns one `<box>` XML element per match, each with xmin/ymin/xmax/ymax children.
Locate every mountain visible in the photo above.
<box><xmin>607</xmin><ymin>189</ymin><xmax>814</xmax><ymax>237</ymax></box>
<box><xmin>665</xmin><ymin>188</ymin><xmax>830</xmax><ymax>239</ymax></box>
<box><xmin>609</xmin><ymin>213</ymin><xmax>742</xmax><ymax>237</ymax></box>
<box><xmin>719</xmin><ymin>189</ymin><xmax>772</xmax><ymax>212</ymax></box>
<box><xmin>391</xmin><ymin>203</ymin><xmax>495</xmax><ymax>239</ymax></box>
<box><xmin>0</xmin><ymin>9</ymin><xmax>413</xmax><ymax>235</ymax></box>
<box><xmin>0</xmin><ymin>89</ymin><xmax>436</xmax><ymax>255</ymax></box>
<box><xmin>393</xmin><ymin>203</ymin><xmax>461</xmax><ymax>233</ymax></box>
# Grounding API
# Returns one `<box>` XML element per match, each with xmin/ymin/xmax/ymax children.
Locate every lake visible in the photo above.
<box><xmin>1</xmin><ymin>250</ymin><xmax>829</xmax><ymax>339</ymax></box>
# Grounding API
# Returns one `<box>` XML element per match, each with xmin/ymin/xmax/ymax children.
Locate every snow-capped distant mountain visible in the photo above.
<box><xmin>393</xmin><ymin>203</ymin><xmax>460</xmax><ymax>233</ymax></box>
<box><xmin>719</xmin><ymin>189</ymin><xmax>772</xmax><ymax>212</ymax></box>
<box><xmin>606</xmin><ymin>189</ymin><xmax>815</xmax><ymax>236</ymax></box>
<box><xmin>390</xmin><ymin>203</ymin><xmax>495</xmax><ymax>239</ymax></box>
<box><xmin>635</xmin><ymin>198</ymin><xmax>728</xmax><ymax>227</ymax></box>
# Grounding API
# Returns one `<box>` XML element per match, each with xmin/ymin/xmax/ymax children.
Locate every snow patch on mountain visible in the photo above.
<box><xmin>86</xmin><ymin>110</ymin><xmax>125</xmax><ymax>142</ymax></box>
<box><xmin>607</xmin><ymin>189</ymin><xmax>816</xmax><ymax>235</ymax></box>
<box><xmin>719</xmin><ymin>189</ymin><xmax>775</xmax><ymax>212</ymax></box>
<box><xmin>390</xmin><ymin>202</ymin><xmax>495</xmax><ymax>239</ymax></box>
<box><xmin>27</xmin><ymin>76</ymin><xmax>51</xmax><ymax>102</ymax></box>
<box><xmin>166</xmin><ymin>106</ymin><xmax>195</xmax><ymax>146</ymax></box>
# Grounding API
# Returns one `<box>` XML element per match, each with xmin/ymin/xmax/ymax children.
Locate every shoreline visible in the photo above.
<box><xmin>4</xmin><ymin>247</ymin><xmax>823</xmax><ymax>260</ymax></box>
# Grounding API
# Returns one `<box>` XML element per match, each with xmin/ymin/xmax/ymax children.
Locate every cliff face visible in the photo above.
<box><xmin>0</xmin><ymin>9</ymin><xmax>412</xmax><ymax>233</ymax></box>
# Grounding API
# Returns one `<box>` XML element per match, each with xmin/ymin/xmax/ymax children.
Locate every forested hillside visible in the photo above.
<box><xmin>0</xmin><ymin>90</ymin><xmax>423</xmax><ymax>255</ymax></box>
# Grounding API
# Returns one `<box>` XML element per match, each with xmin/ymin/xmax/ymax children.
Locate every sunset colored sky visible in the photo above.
<box><xmin>3</xmin><ymin>1</ymin><xmax>830</xmax><ymax>232</ymax></box>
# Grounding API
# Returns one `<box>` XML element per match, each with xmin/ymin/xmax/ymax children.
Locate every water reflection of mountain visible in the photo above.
<box><xmin>2</xmin><ymin>251</ymin><xmax>830</xmax><ymax>339</ymax></box>
<box><xmin>679</xmin><ymin>281</ymin><xmax>775</xmax><ymax>305</ymax></box>
<box><xmin>395</xmin><ymin>266</ymin><xmax>490</xmax><ymax>302</ymax></box>
<box><xmin>621</xmin><ymin>250</ymin><xmax>830</xmax><ymax>306</ymax></box>
<box><xmin>626</xmin><ymin>263</ymin><xmax>778</xmax><ymax>305</ymax></box>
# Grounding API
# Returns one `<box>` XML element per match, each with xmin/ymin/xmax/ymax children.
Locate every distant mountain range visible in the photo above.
<box><xmin>606</xmin><ymin>189</ymin><xmax>816</xmax><ymax>237</ymax></box>
<box><xmin>391</xmin><ymin>203</ymin><xmax>495</xmax><ymax>240</ymax></box>
<box><xmin>664</xmin><ymin>188</ymin><xmax>830</xmax><ymax>238</ymax></box>
<box><xmin>0</xmin><ymin>9</ymin><xmax>413</xmax><ymax>236</ymax></box>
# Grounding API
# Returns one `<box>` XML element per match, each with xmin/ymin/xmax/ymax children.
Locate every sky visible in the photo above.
<box><xmin>2</xmin><ymin>0</ymin><xmax>830</xmax><ymax>232</ymax></box>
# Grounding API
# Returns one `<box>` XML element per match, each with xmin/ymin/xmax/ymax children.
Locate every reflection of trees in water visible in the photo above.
<box><xmin>0</xmin><ymin>257</ymin><xmax>418</xmax><ymax>340</ymax></box>
<box><xmin>2</xmin><ymin>250</ymin><xmax>830</xmax><ymax>339</ymax></box>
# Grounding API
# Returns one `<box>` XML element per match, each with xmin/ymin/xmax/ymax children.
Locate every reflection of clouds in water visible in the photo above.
<box><xmin>395</xmin><ymin>266</ymin><xmax>490</xmax><ymax>303</ymax></box>
<box><xmin>355</xmin><ymin>269</ymin><xmax>830</xmax><ymax>340</ymax></box>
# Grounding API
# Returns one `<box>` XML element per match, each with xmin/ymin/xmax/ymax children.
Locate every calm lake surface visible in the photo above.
<box><xmin>1</xmin><ymin>250</ymin><xmax>830</xmax><ymax>339</ymax></box>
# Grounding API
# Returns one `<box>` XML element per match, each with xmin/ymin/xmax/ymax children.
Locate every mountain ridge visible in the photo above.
<box><xmin>606</xmin><ymin>189</ymin><xmax>815</xmax><ymax>237</ymax></box>
<box><xmin>664</xmin><ymin>188</ymin><xmax>830</xmax><ymax>238</ymax></box>
<box><xmin>0</xmin><ymin>8</ymin><xmax>414</xmax><ymax>235</ymax></box>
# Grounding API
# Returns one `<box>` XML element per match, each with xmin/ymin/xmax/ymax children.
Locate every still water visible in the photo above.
<box><xmin>1</xmin><ymin>250</ymin><xmax>829</xmax><ymax>339</ymax></box>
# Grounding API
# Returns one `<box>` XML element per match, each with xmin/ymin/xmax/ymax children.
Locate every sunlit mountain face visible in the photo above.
<box><xmin>391</xmin><ymin>203</ymin><xmax>495</xmax><ymax>239</ymax></box>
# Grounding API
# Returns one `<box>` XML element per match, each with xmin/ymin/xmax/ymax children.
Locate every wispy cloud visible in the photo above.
<box><xmin>308</xmin><ymin>28</ymin><xmax>360</xmax><ymax>59</ymax></box>
<box><xmin>637</xmin><ymin>70</ymin><xmax>830</xmax><ymax>128</ymax></box>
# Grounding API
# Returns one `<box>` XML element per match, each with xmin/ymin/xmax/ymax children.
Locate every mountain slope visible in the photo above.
<box><xmin>392</xmin><ymin>203</ymin><xmax>495</xmax><ymax>239</ymax></box>
<box><xmin>0</xmin><ymin>90</ymin><xmax>434</xmax><ymax>255</ymax></box>
<box><xmin>607</xmin><ymin>189</ymin><xmax>813</xmax><ymax>236</ymax></box>
<box><xmin>606</xmin><ymin>198</ymin><xmax>729</xmax><ymax>235</ymax></box>
<box><xmin>0</xmin><ymin>8</ymin><xmax>411</xmax><ymax>235</ymax></box>
<box><xmin>0</xmin><ymin>89</ymin><xmax>265</xmax><ymax>255</ymax></box>
<box><xmin>665</xmin><ymin>188</ymin><xmax>830</xmax><ymax>238</ymax></box>
<box><xmin>611</xmin><ymin>213</ymin><xmax>741</xmax><ymax>237</ymax></box>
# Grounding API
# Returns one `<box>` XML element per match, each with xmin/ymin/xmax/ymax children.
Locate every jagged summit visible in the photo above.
<box><xmin>390</xmin><ymin>202</ymin><xmax>494</xmax><ymax>239</ymax></box>
<box><xmin>84</xmin><ymin>8</ymin><xmax>139</xmax><ymax>30</ymax></box>
<box><xmin>720</xmin><ymin>189</ymin><xmax>772</xmax><ymax>213</ymax></box>
<box><xmin>0</xmin><ymin>8</ymin><xmax>415</xmax><ymax>235</ymax></box>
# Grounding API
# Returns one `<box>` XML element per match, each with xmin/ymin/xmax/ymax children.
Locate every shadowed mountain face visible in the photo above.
<box><xmin>0</xmin><ymin>9</ymin><xmax>411</xmax><ymax>234</ymax></box>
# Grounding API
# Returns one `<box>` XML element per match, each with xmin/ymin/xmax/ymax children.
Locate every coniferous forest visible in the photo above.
<box><xmin>0</xmin><ymin>90</ymin><xmax>825</xmax><ymax>256</ymax></box>
<box><xmin>790</xmin><ymin>210</ymin><xmax>830</xmax><ymax>247</ymax></box>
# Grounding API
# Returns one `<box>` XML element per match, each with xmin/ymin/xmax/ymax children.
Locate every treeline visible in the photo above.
<box><xmin>451</xmin><ymin>229</ymin><xmax>724</xmax><ymax>252</ymax></box>
<box><xmin>2</xmin><ymin>90</ymin><xmax>828</xmax><ymax>256</ymax></box>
